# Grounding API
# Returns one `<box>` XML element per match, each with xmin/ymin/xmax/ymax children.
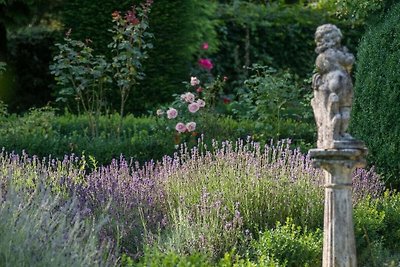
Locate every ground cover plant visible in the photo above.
<box><xmin>0</xmin><ymin>137</ymin><xmax>395</xmax><ymax>266</ymax></box>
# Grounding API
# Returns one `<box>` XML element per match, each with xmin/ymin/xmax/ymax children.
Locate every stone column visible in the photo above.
<box><xmin>309</xmin><ymin>148</ymin><xmax>367</xmax><ymax>267</ymax></box>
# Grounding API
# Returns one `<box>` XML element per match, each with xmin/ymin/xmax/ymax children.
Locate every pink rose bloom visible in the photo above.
<box><xmin>188</xmin><ymin>102</ymin><xmax>200</xmax><ymax>113</ymax></box>
<box><xmin>201</xmin><ymin>42</ymin><xmax>209</xmax><ymax>50</ymax></box>
<box><xmin>197</xmin><ymin>99</ymin><xmax>205</xmax><ymax>108</ymax></box>
<box><xmin>175</xmin><ymin>122</ymin><xmax>187</xmax><ymax>133</ymax></box>
<box><xmin>167</xmin><ymin>108</ymin><xmax>178</xmax><ymax>119</ymax></box>
<box><xmin>196</xmin><ymin>87</ymin><xmax>203</xmax><ymax>93</ymax></box>
<box><xmin>190</xmin><ymin>76</ymin><xmax>200</xmax><ymax>86</ymax></box>
<box><xmin>198</xmin><ymin>58</ymin><xmax>213</xmax><ymax>70</ymax></box>
<box><xmin>181</xmin><ymin>92</ymin><xmax>195</xmax><ymax>103</ymax></box>
<box><xmin>186</xmin><ymin>122</ymin><xmax>196</xmax><ymax>132</ymax></box>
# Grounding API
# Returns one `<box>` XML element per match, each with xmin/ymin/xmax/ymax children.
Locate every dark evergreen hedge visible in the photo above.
<box><xmin>6</xmin><ymin>28</ymin><xmax>58</xmax><ymax>112</ymax></box>
<box><xmin>351</xmin><ymin>2</ymin><xmax>400</xmax><ymax>187</ymax></box>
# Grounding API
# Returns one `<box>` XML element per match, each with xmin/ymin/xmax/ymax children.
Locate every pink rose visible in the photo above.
<box><xmin>186</xmin><ymin>122</ymin><xmax>196</xmax><ymax>132</ymax></box>
<box><xmin>167</xmin><ymin>108</ymin><xmax>178</xmax><ymax>119</ymax></box>
<box><xmin>201</xmin><ymin>42</ymin><xmax>209</xmax><ymax>50</ymax></box>
<box><xmin>197</xmin><ymin>99</ymin><xmax>205</xmax><ymax>108</ymax></box>
<box><xmin>181</xmin><ymin>92</ymin><xmax>195</xmax><ymax>103</ymax></box>
<box><xmin>175</xmin><ymin>122</ymin><xmax>187</xmax><ymax>133</ymax></box>
<box><xmin>188</xmin><ymin>102</ymin><xmax>200</xmax><ymax>113</ymax></box>
<box><xmin>198</xmin><ymin>58</ymin><xmax>213</xmax><ymax>70</ymax></box>
<box><xmin>196</xmin><ymin>87</ymin><xmax>203</xmax><ymax>93</ymax></box>
<box><xmin>190</xmin><ymin>76</ymin><xmax>200</xmax><ymax>86</ymax></box>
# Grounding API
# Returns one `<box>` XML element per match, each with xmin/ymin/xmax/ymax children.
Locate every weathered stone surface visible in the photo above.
<box><xmin>309</xmin><ymin>24</ymin><xmax>368</xmax><ymax>267</ymax></box>
<box><xmin>310</xmin><ymin>149</ymin><xmax>365</xmax><ymax>267</ymax></box>
<box><xmin>311</xmin><ymin>24</ymin><xmax>356</xmax><ymax>149</ymax></box>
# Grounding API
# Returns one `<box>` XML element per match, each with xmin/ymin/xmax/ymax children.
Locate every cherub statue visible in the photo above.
<box><xmin>311</xmin><ymin>24</ymin><xmax>355</xmax><ymax>149</ymax></box>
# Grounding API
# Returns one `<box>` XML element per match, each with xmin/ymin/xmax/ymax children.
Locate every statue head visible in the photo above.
<box><xmin>315</xmin><ymin>24</ymin><xmax>342</xmax><ymax>54</ymax></box>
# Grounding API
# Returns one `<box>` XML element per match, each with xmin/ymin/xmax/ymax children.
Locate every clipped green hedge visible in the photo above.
<box><xmin>0</xmin><ymin>109</ymin><xmax>252</xmax><ymax>165</ymax></box>
<box><xmin>0</xmin><ymin>107</ymin><xmax>314</xmax><ymax>166</ymax></box>
<box><xmin>351</xmin><ymin>2</ymin><xmax>400</xmax><ymax>187</ymax></box>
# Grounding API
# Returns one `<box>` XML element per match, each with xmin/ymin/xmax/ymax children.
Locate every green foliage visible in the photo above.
<box><xmin>230</xmin><ymin>65</ymin><xmax>315</xmax><ymax>144</ymax></box>
<box><xmin>351</xmin><ymin>2</ymin><xmax>400</xmax><ymax>187</ymax></box>
<box><xmin>60</xmin><ymin>0</ymin><xmax>218</xmax><ymax>114</ymax></box>
<box><xmin>136</xmin><ymin>248</ymin><xmax>212</xmax><ymax>267</ymax></box>
<box><xmin>251</xmin><ymin>218</ymin><xmax>323</xmax><ymax>267</ymax></box>
<box><xmin>354</xmin><ymin>191</ymin><xmax>400</xmax><ymax>266</ymax></box>
<box><xmin>315</xmin><ymin>0</ymin><xmax>384</xmax><ymax>22</ymax></box>
<box><xmin>0</xmin><ymin>108</ymin><xmax>267</xmax><ymax>166</ymax></box>
<box><xmin>214</xmin><ymin>1</ymin><xmax>363</xmax><ymax>86</ymax></box>
<box><xmin>50</xmin><ymin>37</ymin><xmax>111</xmax><ymax>136</ymax></box>
<box><xmin>51</xmin><ymin>3</ymin><xmax>153</xmax><ymax>136</ymax></box>
<box><xmin>0</xmin><ymin>180</ymin><xmax>114</xmax><ymax>266</ymax></box>
<box><xmin>218</xmin><ymin>250</ymin><xmax>282</xmax><ymax>267</ymax></box>
<box><xmin>137</xmin><ymin>248</ymin><xmax>283</xmax><ymax>267</ymax></box>
<box><xmin>161</xmin><ymin>140</ymin><xmax>324</xmax><ymax>260</ymax></box>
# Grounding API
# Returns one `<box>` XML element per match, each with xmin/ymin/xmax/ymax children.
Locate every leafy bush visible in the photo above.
<box><xmin>351</xmin><ymin>2</ymin><xmax>400</xmax><ymax>187</ymax></box>
<box><xmin>251</xmin><ymin>218</ymin><xmax>322</xmax><ymax>267</ymax></box>
<box><xmin>354</xmin><ymin>191</ymin><xmax>400</xmax><ymax>266</ymax></box>
<box><xmin>51</xmin><ymin>3</ymin><xmax>153</xmax><ymax>136</ymax></box>
<box><xmin>136</xmin><ymin>248</ymin><xmax>212</xmax><ymax>267</ymax></box>
<box><xmin>230</xmin><ymin>65</ymin><xmax>315</xmax><ymax>144</ymax></box>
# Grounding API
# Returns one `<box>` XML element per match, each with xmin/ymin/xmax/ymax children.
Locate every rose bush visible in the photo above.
<box><xmin>156</xmin><ymin>76</ymin><xmax>206</xmax><ymax>144</ymax></box>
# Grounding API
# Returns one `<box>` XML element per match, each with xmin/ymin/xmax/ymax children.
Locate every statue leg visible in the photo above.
<box><xmin>340</xmin><ymin>106</ymin><xmax>352</xmax><ymax>138</ymax></box>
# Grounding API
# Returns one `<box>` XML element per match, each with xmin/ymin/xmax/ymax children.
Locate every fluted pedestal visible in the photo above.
<box><xmin>309</xmin><ymin>147</ymin><xmax>367</xmax><ymax>267</ymax></box>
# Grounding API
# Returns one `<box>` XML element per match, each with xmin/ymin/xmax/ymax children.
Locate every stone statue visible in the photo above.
<box><xmin>309</xmin><ymin>24</ymin><xmax>368</xmax><ymax>267</ymax></box>
<box><xmin>311</xmin><ymin>24</ymin><xmax>359</xmax><ymax>149</ymax></box>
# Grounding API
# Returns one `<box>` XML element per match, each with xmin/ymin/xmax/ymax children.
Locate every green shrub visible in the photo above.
<box><xmin>0</xmin><ymin>108</ymin><xmax>267</xmax><ymax>166</ymax></box>
<box><xmin>229</xmin><ymin>65</ymin><xmax>315</xmax><ymax>145</ymax></box>
<box><xmin>251</xmin><ymin>218</ymin><xmax>322</xmax><ymax>267</ymax></box>
<box><xmin>136</xmin><ymin>248</ymin><xmax>212</xmax><ymax>267</ymax></box>
<box><xmin>351</xmin><ymin>2</ymin><xmax>400</xmax><ymax>187</ymax></box>
<box><xmin>354</xmin><ymin>191</ymin><xmax>400</xmax><ymax>266</ymax></box>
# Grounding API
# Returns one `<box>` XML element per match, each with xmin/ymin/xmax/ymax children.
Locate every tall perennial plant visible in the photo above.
<box><xmin>50</xmin><ymin>1</ymin><xmax>153</xmax><ymax>136</ymax></box>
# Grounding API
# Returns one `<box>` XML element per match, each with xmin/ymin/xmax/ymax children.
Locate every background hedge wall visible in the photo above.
<box><xmin>351</xmin><ymin>2</ymin><xmax>400</xmax><ymax>187</ymax></box>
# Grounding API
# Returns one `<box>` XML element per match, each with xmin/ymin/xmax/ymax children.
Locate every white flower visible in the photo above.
<box><xmin>156</xmin><ymin>109</ymin><xmax>164</xmax><ymax>116</ymax></box>
<box><xmin>190</xmin><ymin>76</ymin><xmax>200</xmax><ymax>86</ymax></box>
